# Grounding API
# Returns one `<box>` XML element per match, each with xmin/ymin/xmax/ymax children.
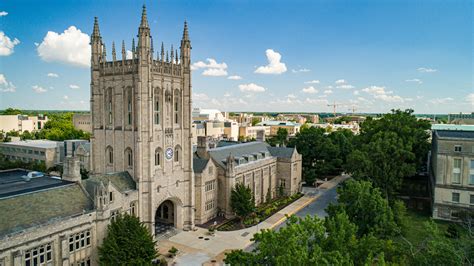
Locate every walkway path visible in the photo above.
<box><xmin>157</xmin><ymin>175</ymin><xmax>349</xmax><ymax>265</ymax></box>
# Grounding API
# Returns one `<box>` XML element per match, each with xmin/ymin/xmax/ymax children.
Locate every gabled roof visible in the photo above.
<box><xmin>208</xmin><ymin>141</ymin><xmax>271</xmax><ymax>168</ymax></box>
<box><xmin>0</xmin><ymin>183</ymin><xmax>94</xmax><ymax>237</ymax></box>
<box><xmin>267</xmin><ymin>146</ymin><xmax>296</xmax><ymax>159</ymax></box>
<box><xmin>193</xmin><ymin>156</ymin><xmax>209</xmax><ymax>174</ymax></box>
<box><xmin>83</xmin><ymin>171</ymin><xmax>136</xmax><ymax>194</ymax></box>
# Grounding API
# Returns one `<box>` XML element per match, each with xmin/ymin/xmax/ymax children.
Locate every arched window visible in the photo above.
<box><xmin>125</xmin><ymin>148</ymin><xmax>133</xmax><ymax>168</ymax></box>
<box><xmin>127</xmin><ymin>88</ymin><xmax>132</xmax><ymax>125</ymax></box>
<box><xmin>155</xmin><ymin>148</ymin><xmax>161</xmax><ymax>166</ymax></box>
<box><xmin>107</xmin><ymin>88</ymin><xmax>113</xmax><ymax>125</ymax></box>
<box><xmin>154</xmin><ymin>87</ymin><xmax>160</xmax><ymax>125</ymax></box>
<box><xmin>174</xmin><ymin>89</ymin><xmax>180</xmax><ymax>125</ymax></box>
<box><xmin>174</xmin><ymin>145</ymin><xmax>181</xmax><ymax>163</ymax></box>
<box><xmin>106</xmin><ymin>146</ymin><xmax>113</xmax><ymax>164</ymax></box>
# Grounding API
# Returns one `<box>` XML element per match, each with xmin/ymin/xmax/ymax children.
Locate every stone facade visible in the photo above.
<box><xmin>73</xmin><ymin>114</ymin><xmax>92</xmax><ymax>133</ymax></box>
<box><xmin>89</xmin><ymin>6</ymin><xmax>194</xmax><ymax>232</ymax></box>
<box><xmin>193</xmin><ymin>137</ymin><xmax>302</xmax><ymax>223</ymax></box>
<box><xmin>430</xmin><ymin>130</ymin><xmax>474</xmax><ymax>221</ymax></box>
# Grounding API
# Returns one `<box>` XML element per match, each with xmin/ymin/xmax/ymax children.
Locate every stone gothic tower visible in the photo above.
<box><xmin>89</xmin><ymin>6</ymin><xmax>194</xmax><ymax>233</ymax></box>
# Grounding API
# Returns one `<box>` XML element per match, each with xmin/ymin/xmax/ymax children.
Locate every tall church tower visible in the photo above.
<box><xmin>90</xmin><ymin>6</ymin><xmax>194</xmax><ymax>233</ymax></box>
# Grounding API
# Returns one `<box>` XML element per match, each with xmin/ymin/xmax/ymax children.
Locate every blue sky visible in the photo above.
<box><xmin>0</xmin><ymin>0</ymin><xmax>472</xmax><ymax>113</ymax></box>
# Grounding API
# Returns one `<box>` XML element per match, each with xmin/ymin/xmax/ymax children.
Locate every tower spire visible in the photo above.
<box><xmin>175</xmin><ymin>49</ymin><xmax>179</xmax><ymax>64</ymax></box>
<box><xmin>102</xmin><ymin>43</ymin><xmax>107</xmax><ymax>62</ymax></box>
<box><xmin>140</xmin><ymin>5</ymin><xmax>149</xmax><ymax>28</ymax></box>
<box><xmin>131</xmin><ymin>38</ymin><xmax>136</xmax><ymax>58</ymax></box>
<box><xmin>170</xmin><ymin>45</ymin><xmax>174</xmax><ymax>63</ymax></box>
<box><xmin>92</xmin><ymin>17</ymin><xmax>101</xmax><ymax>38</ymax></box>
<box><xmin>112</xmin><ymin>41</ymin><xmax>116</xmax><ymax>61</ymax></box>
<box><xmin>121</xmin><ymin>40</ymin><xmax>126</xmax><ymax>60</ymax></box>
<box><xmin>182</xmin><ymin>20</ymin><xmax>189</xmax><ymax>41</ymax></box>
<box><xmin>161</xmin><ymin>42</ymin><xmax>164</xmax><ymax>61</ymax></box>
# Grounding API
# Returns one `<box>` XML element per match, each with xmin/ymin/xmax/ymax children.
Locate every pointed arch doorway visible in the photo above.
<box><xmin>155</xmin><ymin>200</ymin><xmax>175</xmax><ymax>235</ymax></box>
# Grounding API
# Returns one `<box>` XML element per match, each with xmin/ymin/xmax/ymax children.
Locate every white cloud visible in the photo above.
<box><xmin>193</xmin><ymin>93</ymin><xmax>209</xmax><ymax>101</ymax></box>
<box><xmin>228</xmin><ymin>75</ymin><xmax>242</xmax><ymax>80</ymax></box>
<box><xmin>335</xmin><ymin>79</ymin><xmax>346</xmax><ymax>85</ymax></box>
<box><xmin>192</xmin><ymin>58</ymin><xmax>228</xmax><ymax>77</ymax></box>
<box><xmin>223</xmin><ymin>92</ymin><xmax>231</xmax><ymax>97</ymax></box>
<box><xmin>202</xmin><ymin>68</ymin><xmax>228</xmax><ymax>76</ymax></box>
<box><xmin>0</xmin><ymin>74</ymin><xmax>16</xmax><ymax>92</ymax></box>
<box><xmin>238</xmin><ymin>83</ymin><xmax>266</xmax><ymax>92</ymax></box>
<box><xmin>324</xmin><ymin>90</ymin><xmax>333</xmax><ymax>95</ymax></box>
<box><xmin>37</xmin><ymin>26</ymin><xmax>91</xmax><ymax>68</ymax></box>
<box><xmin>47</xmin><ymin>73</ymin><xmax>59</xmax><ymax>78</ymax></box>
<box><xmin>301</xmin><ymin>86</ymin><xmax>318</xmax><ymax>94</ymax></box>
<box><xmin>255</xmin><ymin>49</ymin><xmax>287</xmax><ymax>74</ymax></box>
<box><xmin>0</xmin><ymin>11</ymin><xmax>8</xmax><ymax>17</ymax></box>
<box><xmin>69</xmin><ymin>84</ymin><xmax>80</xmax><ymax>89</ymax></box>
<box><xmin>429</xmin><ymin>97</ymin><xmax>453</xmax><ymax>104</ymax></box>
<box><xmin>32</xmin><ymin>85</ymin><xmax>47</xmax><ymax>93</ymax></box>
<box><xmin>292</xmin><ymin>68</ymin><xmax>310</xmax><ymax>73</ymax></box>
<box><xmin>63</xmin><ymin>95</ymin><xmax>69</xmax><ymax>100</ymax></box>
<box><xmin>467</xmin><ymin>93</ymin><xmax>474</xmax><ymax>105</ymax></box>
<box><xmin>0</xmin><ymin>31</ymin><xmax>20</xmax><ymax>56</ymax></box>
<box><xmin>287</xmin><ymin>94</ymin><xmax>297</xmax><ymax>99</ymax></box>
<box><xmin>304</xmin><ymin>98</ymin><xmax>329</xmax><ymax>105</ymax></box>
<box><xmin>353</xmin><ymin>90</ymin><xmax>360</xmax><ymax>95</ymax></box>
<box><xmin>362</xmin><ymin>85</ymin><xmax>405</xmax><ymax>103</ymax></box>
<box><xmin>126</xmin><ymin>50</ymin><xmax>133</xmax><ymax>59</ymax></box>
<box><xmin>405</xmin><ymin>78</ymin><xmax>422</xmax><ymax>84</ymax></box>
<box><xmin>417</xmin><ymin>67</ymin><xmax>437</xmax><ymax>73</ymax></box>
<box><xmin>304</xmin><ymin>80</ymin><xmax>320</xmax><ymax>84</ymax></box>
<box><xmin>337</xmin><ymin>84</ymin><xmax>355</xmax><ymax>89</ymax></box>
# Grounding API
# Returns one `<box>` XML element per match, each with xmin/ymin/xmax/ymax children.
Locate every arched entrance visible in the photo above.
<box><xmin>155</xmin><ymin>200</ymin><xmax>175</xmax><ymax>235</ymax></box>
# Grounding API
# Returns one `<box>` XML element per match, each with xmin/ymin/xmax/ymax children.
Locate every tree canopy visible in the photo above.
<box><xmin>230</xmin><ymin>183</ymin><xmax>255</xmax><ymax>222</ymax></box>
<box><xmin>98</xmin><ymin>214</ymin><xmax>157</xmax><ymax>265</ymax></box>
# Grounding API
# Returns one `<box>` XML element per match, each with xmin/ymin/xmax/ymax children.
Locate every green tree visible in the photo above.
<box><xmin>230</xmin><ymin>183</ymin><xmax>255</xmax><ymax>226</ymax></box>
<box><xmin>326</xmin><ymin>179</ymin><xmax>400</xmax><ymax>238</ymax></box>
<box><xmin>275</xmin><ymin>127</ymin><xmax>288</xmax><ymax>146</ymax></box>
<box><xmin>346</xmin><ymin>131</ymin><xmax>416</xmax><ymax>199</ymax></box>
<box><xmin>251</xmin><ymin>117</ymin><xmax>260</xmax><ymax>126</ymax></box>
<box><xmin>1</xmin><ymin>108</ymin><xmax>22</xmax><ymax>115</ymax></box>
<box><xmin>98</xmin><ymin>214</ymin><xmax>157</xmax><ymax>265</ymax></box>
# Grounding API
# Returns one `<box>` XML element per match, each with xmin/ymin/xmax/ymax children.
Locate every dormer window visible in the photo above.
<box><xmin>454</xmin><ymin>145</ymin><xmax>462</xmax><ymax>152</ymax></box>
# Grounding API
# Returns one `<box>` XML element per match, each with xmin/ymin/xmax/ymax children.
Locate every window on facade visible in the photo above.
<box><xmin>453</xmin><ymin>158</ymin><xmax>462</xmax><ymax>184</ymax></box>
<box><xmin>175</xmin><ymin>148</ymin><xmax>179</xmax><ymax>163</ymax></box>
<box><xmin>470</xmin><ymin>160</ymin><xmax>474</xmax><ymax>185</ymax></box>
<box><xmin>109</xmin><ymin>191</ymin><xmax>113</xmax><ymax>202</ymax></box>
<box><xmin>106</xmin><ymin>147</ymin><xmax>113</xmax><ymax>164</ymax></box>
<box><xmin>76</xmin><ymin>258</ymin><xmax>91</xmax><ymax>266</ymax></box>
<box><xmin>24</xmin><ymin>242</ymin><xmax>53</xmax><ymax>266</ymax></box>
<box><xmin>452</xmin><ymin>192</ymin><xmax>460</xmax><ymax>203</ymax></box>
<box><xmin>154</xmin><ymin>97</ymin><xmax>160</xmax><ymax>125</ymax></box>
<box><xmin>205</xmin><ymin>180</ymin><xmax>216</xmax><ymax>192</ymax></box>
<box><xmin>108</xmin><ymin>101</ymin><xmax>112</xmax><ymax>125</ymax></box>
<box><xmin>130</xmin><ymin>202</ymin><xmax>136</xmax><ymax>216</ymax></box>
<box><xmin>205</xmin><ymin>199</ymin><xmax>215</xmax><ymax>211</ymax></box>
<box><xmin>127</xmin><ymin>100</ymin><xmax>132</xmax><ymax>125</ymax></box>
<box><xmin>454</xmin><ymin>145</ymin><xmax>462</xmax><ymax>152</ymax></box>
<box><xmin>470</xmin><ymin>195</ymin><xmax>474</xmax><ymax>205</ymax></box>
<box><xmin>68</xmin><ymin>230</ymin><xmax>91</xmax><ymax>253</ymax></box>
<box><xmin>155</xmin><ymin>150</ymin><xmax>161</xmax><ymax>166</ymax></box>
<box><xmin>126</xmin><ymin>149</ymin><xmax>133</xmax><ymax>167</ymax></box>
<box><xmin>280</xmin><ymin>179</ymin><xmax>286</xmax><ymax>188</ymax></box>
<box><xmin>208</xmin><ymin>166</ymin><xmax>214</xmax><ymax>175</ymax></box>
<box><xmin>111</xmin><ymin>210</ymin><xmax>119</xmax><ymax>221</ymax></box>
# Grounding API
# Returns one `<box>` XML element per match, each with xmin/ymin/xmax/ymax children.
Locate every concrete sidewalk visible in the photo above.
<box><xmin>157</xmin><ymin>175</ymin><xmax>349</xmax><ymax>265</ymax></box>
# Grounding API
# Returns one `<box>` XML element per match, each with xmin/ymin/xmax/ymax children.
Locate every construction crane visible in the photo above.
<box><xmin>327</xmin><ymin>101</ymin><xmax>346</xmax><ymax>118</ymax></box>
<box><xmin>348</xmin><ymin>105</ymin><xmax>357</xmax><ymax>114</ymax></box>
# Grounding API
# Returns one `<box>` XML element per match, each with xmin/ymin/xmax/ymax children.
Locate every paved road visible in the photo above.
<box><xmin>246</xmin><ymin>184</ymin><xmax>340</xmax><ymax>251</ymax></box>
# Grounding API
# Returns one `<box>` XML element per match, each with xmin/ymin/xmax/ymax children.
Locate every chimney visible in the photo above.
<box><xmin>63</xmin><ymin>156</ymin><xmax>81</xmax><ymax>182</ymax></box>
<box><xmin>197</xmin><ymin>136</ymin><xmax>210</xmax><ymax>159</ymax></box>
<box><xmin>256</xmin><ymin>129</ymin><xmax>265</xmax><ymax>142</ymax></box>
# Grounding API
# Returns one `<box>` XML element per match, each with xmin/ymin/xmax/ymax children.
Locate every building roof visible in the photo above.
<box><xmin>435</xmin><ymin>130</ymin><xmax>474</xmax><ymax>140</ymax></box>
<box><xmin>193</xmin><ymin>156</ymin><xmax>209</xmax><ymax>174</ymax></box>
<box><xmin>0</xmin><ymin>183</ymin><xmax>93</xmax><ymax>237</ymax></box>
<box><xmin>208</xmin><ymin>141</ymin><xmax>271</xmax><ymax>168</ymax></box>
<box><xmin>83</xmin><ymin>171</ymin><xmax>136</xmax><ymax>194</ymax></box>
<box><xmin>0</xmin><ymin>169</ymin><xmax>70</xmax><ymax>199</ymax></box>
<box><xmin>257</xmin><ymin>121</ymin><xmax>301</xmax><ymax>127</ymax></box>
<box><xmin>268</xmin><ymin>146</ymin><xmax>296</xmax><ymax>159</ymax></box>
<box><xmin>431</xmin><ymin>124</ymin><xmax>474</xmax><ymax>131</ymax></box>
<box><xmin>0</xmin><ymin>139</ymin><xmax>60</xmax><ymax>149</ymax></box>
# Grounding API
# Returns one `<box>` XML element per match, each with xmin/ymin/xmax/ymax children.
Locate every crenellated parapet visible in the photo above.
<box><xmin>98</xmin><ymin>59</ymin><xmax>182</xmax><ymax>76</ymax></box>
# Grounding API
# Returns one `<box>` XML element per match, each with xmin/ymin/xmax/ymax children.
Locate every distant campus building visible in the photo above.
<box><xmin>430</xmin><ymin>128</ymin><xmax>474</xmax><ymax>221</ymax></box>
<box><xmin>0</xmin><ymin>7</ymin><xmax>302</xmax><ymax>266</ymax></box>
<box><xmin>0</xmin><ymin>114</ymin><xmax>48</xmax><ymax>133</ymax></box>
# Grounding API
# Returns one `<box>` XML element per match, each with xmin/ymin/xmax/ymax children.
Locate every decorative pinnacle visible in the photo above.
<box><xmin>112</xmin><ymin>42</ymin><xmax>116</xmax><ymax>61</ymax></box>
<box><xmin>150</xmin><ymin>36</ymin><xmax>154</xmax><ymax>56</ymax></box>
<box><xmin>166</xmin><ymin>51</ymin><xmax>169</xmax><ymax>62</ymax></box>
<box><xmin>140</xmin><ymin>5</ymin><xmax>149</xmax><ymax>28</ymax></box>
<box><xmin>121</xmin><ymin>40</ymin><xmax>126</xmax><ymax>59</ymax></box>
<box><xmin>132</xmin><ymin>38</ymin><xmax>136</xmax><ymax>53</ymax></box>
<box><xmin>102</xmin><ymin>43</ymin><xmax>107</xmax><ymax>59</ymax></box>
<box><xmin>170</xmin><ymin>45</ymin><xmax>174</xmax><ymax>63</ymax></box>
<box><xmin>175</xmin><ymin>49</ymin><xmax>178</xmax><ymax>63</ymax></box>
<box><xmin>92</xmin><ymin>17</ymin><xmax>101</xmax><ymax>38</ymax></box>
<box><xmin>182</xmin><ymin>20</ymin><xmax>189</xmax><ymax>40</ymax></box>
<box><xmin>161</xmin><ymin>42</ymin><xmax>164</xmax><ymax>60</ymax></box>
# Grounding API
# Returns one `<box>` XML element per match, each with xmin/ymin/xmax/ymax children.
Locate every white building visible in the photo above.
<box><xmin>192</xmin><ymin>108</ymin><xmax>226</xmax><ymax>122</ymax></box>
